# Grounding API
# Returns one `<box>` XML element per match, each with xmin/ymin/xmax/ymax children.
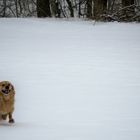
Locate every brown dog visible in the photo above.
<box><xmin>0</xmin><ymin>81</ymin><xmax>15</xmax><ymax>123</ymax></box>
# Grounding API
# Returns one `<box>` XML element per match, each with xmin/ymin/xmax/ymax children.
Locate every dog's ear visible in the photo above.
<box><xmin>0</xmin><ymin>82</ymin><xmax>2</xmax><ymax>89</ymax></box>
<box><xmin>11</xmin><ymin>85</ymin><xmax>15</xmax><ymax>93</ymax></box>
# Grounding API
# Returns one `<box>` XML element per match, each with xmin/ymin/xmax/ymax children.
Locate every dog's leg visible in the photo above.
<box><xmin>0</xmin><ymin>114</ymin><xmax>2</xmax><ymax>120</ymax></box>
<box><xmin>8</xmin><ymin>113</ymin><xmax>14</xmax><ymax>123</ymax></box>
<box><xmin>1</xmin><ymin>114</ymin><xmax>8</xmax><ymax>120</ymax></box>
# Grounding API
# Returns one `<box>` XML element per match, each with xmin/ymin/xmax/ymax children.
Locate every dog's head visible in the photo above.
<box><xmin>0</xmin><ymin>81</ymin><xmax>15</xmax><ymax>100</ymax></box>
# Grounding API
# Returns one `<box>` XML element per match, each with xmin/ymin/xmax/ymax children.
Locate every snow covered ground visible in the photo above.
<box><xmin>0</xmin><ymin>18</ymin><xmax>140</xmax><ymax>140</ymax></box>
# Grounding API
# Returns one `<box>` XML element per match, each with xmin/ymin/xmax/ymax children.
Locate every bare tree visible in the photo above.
<box><xmin>93</xmin><ymin>0</ymin><xmax>107</xmax><ymax>20</ymax></box>
<box><xmin>3</xmin><ymin>0</ymin><xmax>6</xmax><ymax>17</ymax></box>
<box><xmin>14</xmin><ymin>0</ymin><xmax>19</xmax><ymax>17</ymax></box>
<box><xmin>50</xmin><ymin>0</ymin><xmax>61</xmax><ymax>17</ymax></box>
<box><xmin>87</xmin><ymin>0</ymin><xmax>92</xmax><ymax>18</ymax></box>
<box><xmin>66</xmin><ymin>0</ymin><xmax>74</xmax><ymax>17</ymax></box>
<box><xmin>37</xmin><ymin>0</ymin><xmax>51</xmax><ymax>17</ymax></box>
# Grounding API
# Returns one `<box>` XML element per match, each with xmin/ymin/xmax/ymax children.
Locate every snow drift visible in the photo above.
<box><xmin>0</xmin><ymin>19</ymin><xmax>140</xmax><ymax>140</ymax></box>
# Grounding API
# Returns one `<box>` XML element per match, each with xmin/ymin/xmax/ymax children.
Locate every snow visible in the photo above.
<box><xmin>0</xmin><ymin>18</ymin><xmax>140</xmax><ymax>140</ymax></box>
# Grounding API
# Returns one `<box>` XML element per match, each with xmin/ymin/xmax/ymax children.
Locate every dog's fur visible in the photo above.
<box><xmin>0</xmin><ymin>81</ymin><xmax>15</xmax><ymax>123</ymax></box>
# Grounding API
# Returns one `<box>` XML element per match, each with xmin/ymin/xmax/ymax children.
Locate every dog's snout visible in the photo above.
<box><xmin>5</xmin><ymin>86</ymin><xmax>9</xmax><ymax>89</ymax></box>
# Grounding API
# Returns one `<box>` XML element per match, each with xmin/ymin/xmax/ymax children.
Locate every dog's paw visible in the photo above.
<box><xmin>9</xmin><ymin>119</ymin><xmax>15</xmax><ymax>123</ymax></box>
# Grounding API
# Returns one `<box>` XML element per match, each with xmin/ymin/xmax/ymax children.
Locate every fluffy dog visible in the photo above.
<box><xmin>0</xmin><ymin>81</ymin><xmax>15</xmax><ymax>123</ymax></box>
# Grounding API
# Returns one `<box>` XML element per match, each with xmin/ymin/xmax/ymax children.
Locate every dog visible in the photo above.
<box><xmin>0</xmin><ymin>81</ymin><xmax>15</xmax><ymax>123</ymax></box>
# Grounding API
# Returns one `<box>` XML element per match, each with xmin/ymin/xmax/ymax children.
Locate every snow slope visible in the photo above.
<box><xmin>0</xmin><ymin>18</ymin><xmax>140</xmax><ymax>140</ymax></box>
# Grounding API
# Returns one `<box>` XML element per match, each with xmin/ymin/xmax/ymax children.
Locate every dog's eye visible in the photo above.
<box><xmin>2</xmin><ymin>84</ymin><xmax>5</xmax><ymax>87</ymax></box>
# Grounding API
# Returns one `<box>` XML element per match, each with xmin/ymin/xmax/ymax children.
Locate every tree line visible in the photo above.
<box><xmin>0</xmin><ymin>0</ymin><xmax>140</xmax><ymax>22</ymax></box>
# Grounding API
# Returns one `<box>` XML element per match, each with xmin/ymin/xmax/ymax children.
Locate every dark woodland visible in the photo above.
<box><xmin>0</xmin><ymin>0</ymin><xmax>140</xmax><ymax>22</ymax></box>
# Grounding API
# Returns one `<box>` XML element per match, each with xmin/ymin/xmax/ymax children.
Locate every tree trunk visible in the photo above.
<box><xmin>14</xmin><ymin>0</ymin><xmax>19</xmax><ymax>17</ymax></box>
<box><xmin>3</xmin><ymin>0</ymin><xmax>6</xmax><ymax>17</ymax></box>
<box><xmin>66</xmin><ymin>0</ymin><xmax>74</xmax><ymax>17</ymax></box>
<box><xmin>93</xmin><ymin>0</ymin><xmax>107</xmax><ymax>20</ymax></box>
<box><xmin>51</xmin><ymin>0</ymin><xmax>61</xmax><ymax>17</ymax></box>
<box><xmin>37</xmin><ymin>0</ymin><xmax>51</xmax><ymax>17</ymax></box>
<box><xmin>18</xmin><ymin>0</ymin><xmax>23</xmax><ymax>15</ymax></box>
<box><xmin>87</xmin><ymin>0</ymin><xmax>92</xmax><ymax>18</ymax></box>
